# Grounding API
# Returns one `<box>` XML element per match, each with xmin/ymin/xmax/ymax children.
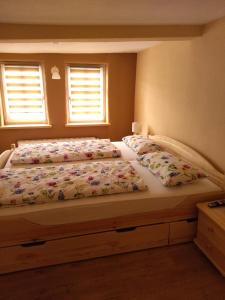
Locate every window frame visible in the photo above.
<box><xmin>65</xmin><ymin>63</ymin><xmax>109</xmax><ymax>126</ymax></box>
<box><xmin>0</xmin><ymin>62</ymin><xmax>50</xmax><ymax>128</ymax></box>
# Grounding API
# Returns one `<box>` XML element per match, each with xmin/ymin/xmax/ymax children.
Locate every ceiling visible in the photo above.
<box><xmin>0</xmin><ymin>0</ymin><xmax>224</xmax><ymax>54</ymax></box>
<box><xmin>0</xmin><ymin>41</ymin><xmax>160</xmax><ymax>53</ymax></box>
<box><xmin>0</xmin><ymin>0</ymin><xmax>225</xmax><ymax>25</ymax></box>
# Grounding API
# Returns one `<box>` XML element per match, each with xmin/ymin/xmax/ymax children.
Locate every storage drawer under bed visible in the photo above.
<box><xmin>169</xmin><ymin>218</ymin><xmax>197</xmax><ymax>244</ymax></box>
<box><xmin>0</xmin><ymin>223</ymin><xmax>169</xmax><ymax>274</ymax></box>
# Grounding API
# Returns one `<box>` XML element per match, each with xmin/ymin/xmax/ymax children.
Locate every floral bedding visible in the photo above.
<box><xmin>138</xmin><ymin>151</ymin><xmax>205</xmax><ymax>187</ymax></box>
<box><xmin>10</xmin><ymin>139</ymin><xmax>121</xmax><ymax>165</ymax></box>
<box><xmin>0</xmin><ymin>161</ymin><xmax>147</xmax><ymax>207</ymax></box>
<box><xmin>122</xmin><ymin>135</ymin><xmax>162</xmax><ymax>154</ymax></box>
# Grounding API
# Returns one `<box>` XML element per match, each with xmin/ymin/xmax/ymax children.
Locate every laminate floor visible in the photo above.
<box><xmin>0</xmin><ymin>243</ymin><xmax>224</xmax><ymax>300</ymax></box>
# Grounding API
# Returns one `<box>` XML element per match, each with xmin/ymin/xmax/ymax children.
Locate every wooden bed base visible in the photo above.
<box><xmin>0</xmin><ymin>191</ymin><xmax>224</xmax><ymax>275</ymax></box>
<box><xmin>0</xmin><ymin>135</ymin><xmax>224</xmax><ymax>274</ymax></box>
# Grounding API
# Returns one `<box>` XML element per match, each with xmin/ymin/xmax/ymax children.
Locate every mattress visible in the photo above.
<box><xmin>0</xmin><ymin>161</ymin><xmax>222</xmax><ymax>225</ymax></box>
<box><xmin>5</xmin><ymin>141</ymin><xmax>137</xmax><ymax>169</ymax></box>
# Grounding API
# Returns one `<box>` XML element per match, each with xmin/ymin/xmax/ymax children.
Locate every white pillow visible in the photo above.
<box><xmin>138</xmin><ymin>151</ymin><xmax>205</xmax><ymax>186</ymax></box>
<box><xmin>122</xmin><ymin>135</ymin><xmax>162</xmax><ymax>154</ymax></box>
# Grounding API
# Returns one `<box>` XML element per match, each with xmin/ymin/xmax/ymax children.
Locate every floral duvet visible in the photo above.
<box><xmin>10</xmin><ymin>139</ymin><xmax>121</xmax><ymax>165</ymax></box>
<box><xmin>0</xmin><ymin>161</ymin><xmax>147</xmax><ymax>207</ymax></box>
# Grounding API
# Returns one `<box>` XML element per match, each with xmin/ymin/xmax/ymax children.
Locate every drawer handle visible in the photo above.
<box><xmin>21</xmin><ymin>240</ymin><xmax>46</xmax><ymax>247</ymax></box>
<box><xmin>186</xmin><ymin>217</ymin><xmax>197</xmax><ymax>223</ymax></box>
<box><xmin>116</xmin><ymin>226</ymin><xmax>137</xmax><ymax>233</ymax></box>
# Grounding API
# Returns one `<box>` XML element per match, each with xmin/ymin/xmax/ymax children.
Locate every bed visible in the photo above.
<box><xmin>0</xmin><ymin>136</ymin><xmax>224</xmax><ymax>274</ymax></box>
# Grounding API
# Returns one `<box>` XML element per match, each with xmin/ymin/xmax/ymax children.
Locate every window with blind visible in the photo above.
<box><xmin>0</xmin><ymin>63</ymin><xmax>49</xmax><ymax>126</ymax></box>
<box><xmin>66</xmin><ymin>64</ymin><xmax>107</xmax><ymax>124</ymax></box>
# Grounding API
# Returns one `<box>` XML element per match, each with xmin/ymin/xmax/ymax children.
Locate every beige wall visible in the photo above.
<box><xmin>135</xmin><ymin>17</ymin><xmax>225</xmax><ymax>172</ymax></box>
<box><xmin>0</xmin><ymin>53</ymin><xmax>136</xmax><ymax>151</ymax></box>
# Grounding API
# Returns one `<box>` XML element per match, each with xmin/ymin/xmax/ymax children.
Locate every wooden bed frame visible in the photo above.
<box><xmin>0</xmin><ymin>135</ymin><xmax>224</xmax><ymax>274</ymax></box>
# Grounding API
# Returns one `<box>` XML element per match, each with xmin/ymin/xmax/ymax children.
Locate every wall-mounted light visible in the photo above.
<box><xmin>132</xmin><ymin>122</ymin><xmax>140</xmax><ymax>134</ymax></box>
<box><xmin>51</xmin><ymin>66</ymin><xmax>61</xmax><ymax>80</ymax></box>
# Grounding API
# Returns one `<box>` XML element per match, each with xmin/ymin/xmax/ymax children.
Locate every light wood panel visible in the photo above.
<box><xmin>169</xmin><ymin>219</ymin><xmax>197</xmax><ymax>244</ymax></box>
<box><xmin>197</xmin><ymin>203</ymin><xmax>225</xmax><ymax>232</ymax></box>
<box><xmin>0</xmin><ymin>178</ymin><xmax>224</xmax><ymax>274</ymax></box>
<box><xmin>195</xmin><ymin>236</ymin><xmax>225</xmax><ymax>277</ymax></box>
<box><xmin>0</xmin><ymin>223</ymin><xmax>169</xmax><ymax>274</ymax></box>
<box><xmin>0</xmin><ymin>149</ymin><xmax>12</xmax><ymax>168</ymax></box>
<box><xmin>195</xmin><ymin>203</ymin><xmax>225</xmax><ymax>276</ymax></box>
<box><xmin>1</xmin><ymin>188</ymin><xmax>224</xmax><ymax>248</ymax></box>
<box><xmin>197</xmin><ymin>212</ymin><xmax>225</xmax><ymax>251</ymax></box>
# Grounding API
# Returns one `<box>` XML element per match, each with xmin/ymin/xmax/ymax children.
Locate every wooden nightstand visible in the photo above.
<box><xmin>195</xmin><ymin>202</ymin><xmax>225</xmax><ymax>276</ymax></box>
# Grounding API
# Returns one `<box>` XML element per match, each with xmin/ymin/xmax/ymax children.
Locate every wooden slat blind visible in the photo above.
<box><xmin>1</xmin><ymin>64</ymin><xmax>48</xmax><ymax>125</ymax></box>
<box><xmin>67</xmin><ymin>65</ymin><xmax>105</xmax><ymax>123</ymax></box>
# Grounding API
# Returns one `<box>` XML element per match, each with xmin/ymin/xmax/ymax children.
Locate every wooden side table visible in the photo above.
<box><xmin>195</xmin><ymin>202</ymin><xmax>225</xmax><ymax>276</ymax></box>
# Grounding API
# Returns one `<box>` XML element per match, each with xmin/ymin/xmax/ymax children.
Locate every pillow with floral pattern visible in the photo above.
<box><xmin>122</xmin><ymin>135</ymin><xmax>162</xmax><ymax>155</ymax></box>
<box><xmin>138</xmin><ymin>151</ymin><xmax>205</xmax><ymax>187</ymax></box>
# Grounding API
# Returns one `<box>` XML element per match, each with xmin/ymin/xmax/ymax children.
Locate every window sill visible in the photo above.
<box><xmin>65</xmin><ymin>122</ymin><xmax>111</xmax><ymax>127</ymax></box>
<box><xmin>0</xmin><ymin>124</ymin><xmax>52</xmax><ymax>130</ymax></box>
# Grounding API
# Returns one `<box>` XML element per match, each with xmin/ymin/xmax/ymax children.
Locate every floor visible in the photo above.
<box><xmin>0</xmin><ymin>243</ymin><xmax>224</xmax><ymax>300</ymax></box>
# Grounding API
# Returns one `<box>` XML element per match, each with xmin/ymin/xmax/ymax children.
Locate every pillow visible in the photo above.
<box><xmin>138</xmin><ymin>151</ymin><xmax>205</xmax><ymax>187</ymax></box>
<box><xmin>122</xmin><ymin>135</ymin><xmax>162</xmax><ymax>155</ymax></box>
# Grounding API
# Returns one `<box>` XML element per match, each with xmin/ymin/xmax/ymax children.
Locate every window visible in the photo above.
<box><xmin>66</xmin><ymin>64</ymin><xmax>108</xmax><ymax>125</ymax></box>
<box><xmin>0</xmin><ymin>63</ymin><xmax>49</xmax><ymax>127</ymax></box>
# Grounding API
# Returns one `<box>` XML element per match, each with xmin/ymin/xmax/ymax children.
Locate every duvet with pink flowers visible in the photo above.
<box><xmin>10</xmin><ymin>139</ymin><xmax>121</xmax><ymax>165</ymax></box>
<box><xmin>0</xmin><ymin>161</ymin><xmax>147</xmax><ymax>207</ymax></box>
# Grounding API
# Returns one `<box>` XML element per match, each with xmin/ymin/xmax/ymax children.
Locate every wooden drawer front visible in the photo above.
<box><xmin>197</xmin><ymin>212</ymin><xmax>225</xmax><ymax>255</ymax></box>
<box><xmin>169</xmin><ymin>219</ymin><xmax>197</xmax><ymax>244</ymax></box>
<box><xmin>0</xmin><ymin>223</ymin><xmax>169</xmax><ymax>274</ymax></box>
<box><xmin>195</xmin><ymin>234</ymin><xmax>225</xmax><ymax>276</ymax></box>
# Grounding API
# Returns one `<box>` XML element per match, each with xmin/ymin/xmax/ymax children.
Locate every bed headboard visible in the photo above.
<box><xmin>0</xmin><ymin>150</ymin><xmax>13</xmax><ymax>169</ymax></box>
<box><xmin>149</xmin><ymin>134</ymin><xmax>225</xmax><ymax>189</ymax></box>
